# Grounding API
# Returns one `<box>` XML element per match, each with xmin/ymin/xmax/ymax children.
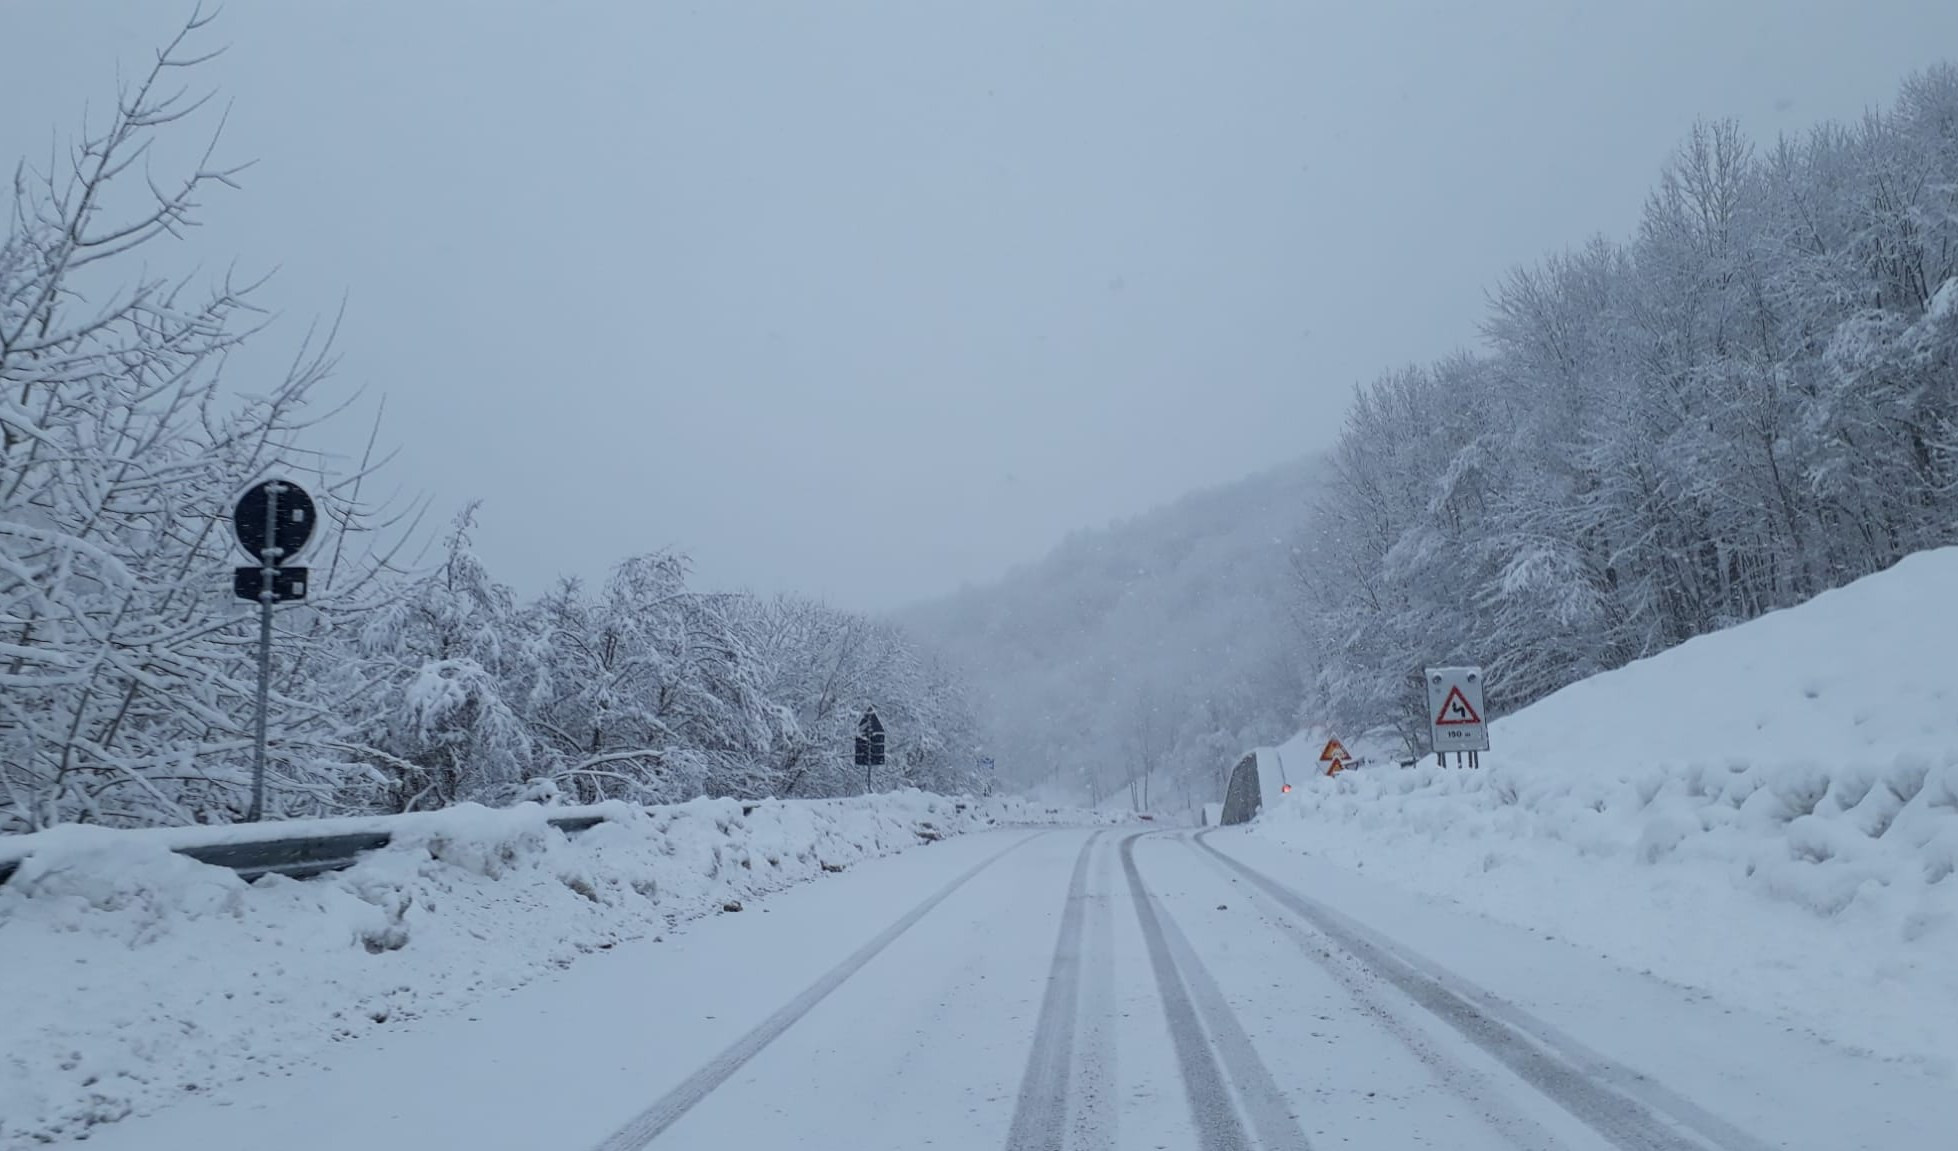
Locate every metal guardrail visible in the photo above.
<box><xmin>0</xmin><ymin>810</ymin><xmax>627</xmax><ymax>888</ymax></box>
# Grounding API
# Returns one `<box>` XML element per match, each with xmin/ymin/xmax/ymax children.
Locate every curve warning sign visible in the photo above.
<box><xmin>1424</xmin><ymin>666</ymin><xmax>1490</xmax><ymax>754</ymax></box>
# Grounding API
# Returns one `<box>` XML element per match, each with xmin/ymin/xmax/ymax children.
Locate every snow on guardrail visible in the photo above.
<box><xmin>0</xmin><ymin>803</ymin><xmax>623</xmax><ymax>886</ymax></box>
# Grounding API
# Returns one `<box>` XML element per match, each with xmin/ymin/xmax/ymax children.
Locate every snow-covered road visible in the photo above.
<box><xmin>71</xmin><ymin>827</ymin><xmax>1956</xmax><ymax>1150</ymax></box>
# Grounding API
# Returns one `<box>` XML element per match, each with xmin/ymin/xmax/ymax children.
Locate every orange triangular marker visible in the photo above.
<box><xmin>1318</xmin><ymin>738</ymin><xmax>1349</xmax><ymax>762</ymax></box>
<box><xmin>1435</xmin><ymin>685</ymin><xmax>1482</xmax><ymax>726</ymax></box>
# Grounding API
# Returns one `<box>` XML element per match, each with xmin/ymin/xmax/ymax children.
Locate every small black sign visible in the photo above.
<box><xmin>234</xmin><ymin>565</ymin><xmax>309</xmax><ymax>603</ymax></box>
<box><xmin>855</xmin><ymin>708</ymin><xmax>886</xmax><ymax>767</ymax></box>
<box><xmin>233</xmin><ymin>479</ymin><xmax>317</xmax><ymax>563</ymax></box>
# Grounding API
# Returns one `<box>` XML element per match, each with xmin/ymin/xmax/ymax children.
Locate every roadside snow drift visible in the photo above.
<box><xmin>0</xmin><ymin>792</ymin><xmax>1101</xmax><ymax>1146</ymax></box>
<box><xmin>1258</xmin><ymin>546</ymin><xmax>1958</xmax><ymax>1073</ymax></box>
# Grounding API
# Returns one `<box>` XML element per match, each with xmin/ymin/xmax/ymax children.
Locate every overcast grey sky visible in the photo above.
<box><xmin>6</xmin><ymin>2</ymin><xmax>1957</xmax><ymax>610</ymax></box>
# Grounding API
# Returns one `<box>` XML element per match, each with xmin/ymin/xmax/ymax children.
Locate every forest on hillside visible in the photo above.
<box><xmin>1296</xmin><ymin>65</ymin><xmax>1958</xmax><ymax>751</ymax></box>
<box><xmin>918</xmin><ymin>64</ymin><xmax>1958</xmax><ymax>801</ymax></box>
<box><xmin>0</xmin><ymin>22</ymin><xmax>980</xmax><ymax>833</ymax></box>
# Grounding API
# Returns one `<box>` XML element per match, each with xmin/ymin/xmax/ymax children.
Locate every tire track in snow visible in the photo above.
<box><xmin>1068</xmin><ymin>832</ymin><xmax>1119</xmax><ymax>1151</ymax></box>
<box><xmin>1175</xmin><ymin>836</ymin><xmax>1570</xmax><ymax>1151</ymax></box>
<box><xmin>592</xmin><ymin>831</ymin><xmax>1045</xmax><ymax>1151</ymax></box>
<box><xmin>1122</xmin><ymin>832</ymin><xmax>1315</xmax><ymax>1151</ymax></box>
<box><xmin>1003</xmin><ymin>831</ymin><xmax>1102</xmax><ymax>1151</ymax></box>
<box><xmin>1195</xmin><ymin>832</ymin><xmax>1774</xmax><ymax>1151</ymax></box>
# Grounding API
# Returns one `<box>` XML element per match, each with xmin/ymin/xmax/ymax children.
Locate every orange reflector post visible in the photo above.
<box><xmin>1281</xmin><ymin>783</ymin><xmax>1292</xmax><ymax>793</ymax></box>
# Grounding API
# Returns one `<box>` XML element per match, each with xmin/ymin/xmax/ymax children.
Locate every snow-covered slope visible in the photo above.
<box><xmin>1255</xmin><ymin>546</ymin><xmax>1958</xmax><ymax>1074</ymax></box>
<box><xmin>0</xmin><ymin>793</ymin><xmax>1111</xmax><ymax>1146</ymax></box>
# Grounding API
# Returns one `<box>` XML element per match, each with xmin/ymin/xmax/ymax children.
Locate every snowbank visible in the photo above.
<box><xmin>0</xmin><ymin>792</ymin><xmax>1107</xmax><ymax>1146</ymax></box>
<box><xmin>1256</xmin><ymin>546</ymin><xmax>1958</xmax><ymax>1072</ymax></box>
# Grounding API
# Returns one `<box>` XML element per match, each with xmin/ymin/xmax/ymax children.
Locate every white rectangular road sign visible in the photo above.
<box><xmin>1424</xmin><ymin>666</ymin><xmax>1490</xmax><ymax>753</ymax></box>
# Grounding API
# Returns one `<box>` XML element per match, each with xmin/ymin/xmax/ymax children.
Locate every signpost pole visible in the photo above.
<box><xmin>247</xmin><ymin>482</ymin><xmax>283</xmax><ymax>822</ymax></box>
<box><xmin>230</xmin><ymin>477</ymin><xmax>314</xmax><ymax>823</ymax></box>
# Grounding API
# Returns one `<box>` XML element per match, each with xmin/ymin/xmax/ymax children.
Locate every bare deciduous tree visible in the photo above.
<box><xmin>0</xmin><ymin>9</ymin><xmax>405</xmax><ymax>830</ymax></box>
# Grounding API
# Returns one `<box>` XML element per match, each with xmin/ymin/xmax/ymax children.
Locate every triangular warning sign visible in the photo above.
<box><xmin>1435</xmin><ymin>685</ymin><xmax>1482</xmax><ymax>726</ymax></box>
<box><xmin>1318</xmin><ymin>738</ymin><xmax>1349</xmax><ymax>762</ymax></box>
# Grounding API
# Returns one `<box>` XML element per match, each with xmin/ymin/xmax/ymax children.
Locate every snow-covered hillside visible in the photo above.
<box><xmin>0</xmin><ymin>793</ymin><xmax>1110</xmax><ymax>1146</ymax></box>
<box><xmin>900</xmin><ymin>457</ymin><xmax>1323</xmax><ymax>812</ymax></box>
<box><xmin>1257</xmin><ymin>546</ymin><xmax>1958</xmax><ymax>1073</ymax></box>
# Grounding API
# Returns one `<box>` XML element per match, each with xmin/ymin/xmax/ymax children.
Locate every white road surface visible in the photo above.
<box><xmin>75</xmin><ymin>827</ymin><xmax>1957</xmax><ymax>1150</ymax></box>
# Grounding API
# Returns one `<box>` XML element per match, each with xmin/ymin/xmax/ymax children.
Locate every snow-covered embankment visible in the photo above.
<box><xmin>0</xmin><ymin>792</ymin><xmax>1098</xmax><ymax>1145</ymax></box>
<box><xmin>1258</xmin><ymin>546</ymin><xmax>1958</xmax><ymax>1073</ymax></box>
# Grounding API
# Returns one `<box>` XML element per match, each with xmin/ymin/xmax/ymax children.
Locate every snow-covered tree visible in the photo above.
<box><xmin>338</xmin><ymin>506</ymin><xmax>532</xmax><ymax>811</ymax></box>
<box><xmin>0</xmin><ymin>12</ymin><xmax>397</xmax><ymax>830</ymax></box>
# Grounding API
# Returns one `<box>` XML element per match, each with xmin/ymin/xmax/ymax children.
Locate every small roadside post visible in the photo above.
<box><xmin>855</xmin><ymin>707</ymin><xmax>886</xmax><ymax>793</ymax></box>
<box><xmin>232</xmin><ymin>478</ymin><xmax>315</xmax><ymax>821</ymax></box>
<box><xmin>1423</xmin><ymin>666</ymin><xmax>1489</xmax><ymax>768</ymax></box>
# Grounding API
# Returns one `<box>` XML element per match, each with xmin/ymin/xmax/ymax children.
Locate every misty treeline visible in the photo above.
<box><xmin>903</xmin><ymin>460</ymin><xmax>1316</xmax><ymax>816</ymax></box>
<box><xmin>1297</xmin><ymin>65</ymin><xmax>1958</xmax><ymax>750</ymax></box>
<box><xmin>0</xmin><ymin>18</ymin><xmax>979</xmax><ymax>833</ymax></box>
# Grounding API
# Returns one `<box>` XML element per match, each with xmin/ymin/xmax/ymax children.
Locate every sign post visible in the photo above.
<box><xmin>1423</xmin><ymin>666</ymin><xmax>1490</xmax><ymax>767</ymax></box>
<box><xmin>855</xmin><ymin>707</ymin><xmax>886</xmax><ymax>794</ymax></box>
<box><xmin>232</xmin><ymin>479</ymin><xmax>315</xmax><ymax>821</ymax></box>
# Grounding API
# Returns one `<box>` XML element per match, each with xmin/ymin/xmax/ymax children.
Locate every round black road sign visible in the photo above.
<box><xmin>233</xmin><ymin>479</ymin><xmax>317</xmax><ymax>562</ymax></box>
